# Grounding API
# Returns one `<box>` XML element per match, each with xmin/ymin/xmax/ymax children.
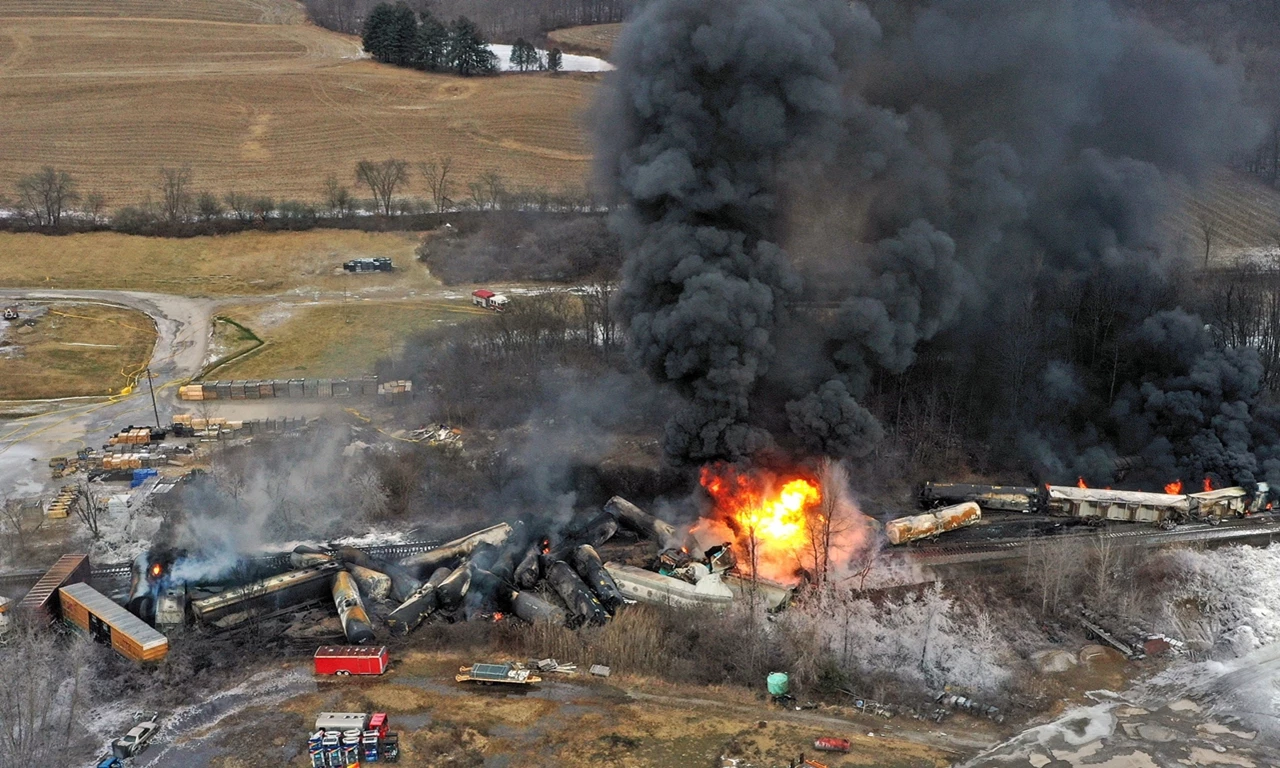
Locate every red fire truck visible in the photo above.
<box><xmin>314</xmin><ymin>646</ymin><xmax>389</xmax><ymax>676</ymax></box>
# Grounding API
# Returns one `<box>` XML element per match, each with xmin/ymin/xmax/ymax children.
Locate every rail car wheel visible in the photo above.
<box><xmin>336</xmin><ymin>670</ymin><xmax>350</xmax><ymax>676</ymax></box>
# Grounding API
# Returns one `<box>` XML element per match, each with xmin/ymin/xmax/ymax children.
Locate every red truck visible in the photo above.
<box><xmin>314</xmin><ymin>646</ymin><xmax>388</xmax><ymax>676</ymax></box>
<box><xmin>471</xmin><ymin>289</ymin><xmax>509</xmax><ymax>311</ymax></box>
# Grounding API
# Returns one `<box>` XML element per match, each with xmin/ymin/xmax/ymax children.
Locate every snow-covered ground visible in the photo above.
<box><xmin>965</xmin><ymin>543</ymin><xmax>1280</xmax><ymax>766</ymax></box>
<box><xmin>488</xmin><ymin>44</ymin><xmax>613</xmax><ymax>72</ymax></box>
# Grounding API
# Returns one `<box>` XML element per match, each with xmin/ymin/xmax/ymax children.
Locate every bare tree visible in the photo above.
<box><xmin>251</xmin><ymin>196</ymin><xmax>275</xmax><ymax>223</ymax></box>
<box><xmin>419</xmin><ymin>156</ymin><xmax>453</xmax><ymax>216</ymax></box>
<box><xmin>0</xmin><ymin>498</ymin><xmax>43</xmax><ymax>561</ymax></box>
<box><xmin>580</xmin><ymin>280</ymin><xmax>620</xmax><ymax>358</ymax></box>
<box><xmin>223</xmin><ymin>190</ymin><xmax>254</xmax><ymax>223</ymax></box>
<box><xmin>1199</xmin><ymin>213</ymin><xmax>1219</xmax><ymax>268</ymax></box>
<box><xmin>480</xmin><ymin>170</ymin><xmax>505</xmax><ymax>210</ymax></box>
<box><xmin>196</xmin><ymin>190</ymin><xmax>224</xmax><ymax>222</ymax></box>
<box><xmin>0</xmin><ymin>623</ymin><xmax>98</xmax><ymax>764</ymax></box>
<box><xmin>355</xmin><ymin>159</ymin><xmax>410</xmax><ymax>216</ymax></box>
<box><xmin>15</xmin><ymin>167</ymin><xmax>79</xmax><ymax>228</ymax></box>
<box><xmin>81</xmin><ymin>192</ymin><xmax>105</xmax><ymax>222</ymax></box>
<box><xmin>323</xmin><ymin>174</ymin><xmax>354</xmax><ymax>218</ymax></box>
<box><xmin>158</xmin><ymin>165</ymin><xmax>194</xmax><ymax>223</ymax></box>
<box><xmin>71</xmin><ymin>480</ymin><xmax>104</xmax><ymax>540</ymax></box>
<box><xmin>466</xmin><ymin>177</ymin><xmax>488</xmax><ymax>210</ymax></box>
<box><xmin>803</xmin><ymin>459</ymin><xmax>860</xmax><ymax>586</ymax></box>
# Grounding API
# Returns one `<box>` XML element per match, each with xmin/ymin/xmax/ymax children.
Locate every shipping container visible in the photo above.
<box><xmin>318</xmin><ymin>379</ymin><xmax>333</xmax><ymax>398</ymax></box>
<box><xmin>59</xmin><ymin>582</ymin><xmax>168</xmax><ymax>662</ymax></box>
<box><xmin>259</xmin><ymin>381</ymin><xmax>275</xmax><ymax>398</ymax></box>
<box><xmin>230</xmin><ymin>381</ymin><xmax>247</xmax><ymax>400</ymax></box>
<box><xmin>18</xmin><ymin>554</ymin><xmax>91</xmax><ymax>620</ymax></box>
<box><xmin>289</xmin><ymin>379</ymin><xmax>306</xmax><ymax>398</ymax></box>
<box><xmin>216</xmin><ymin>381</ymin><xmax>232</xmax><ymax>400</ymax></box>
<box><xmin>314</xmin><ymin>646</ymin><xmax>389</xmax><ymax>676</ymax></box>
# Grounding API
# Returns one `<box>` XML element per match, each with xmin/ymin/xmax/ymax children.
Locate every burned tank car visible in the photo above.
<box><xmin>919</xmin><ymin>482</ymin><xmax>1040</xmax><ymax>513</ymax></box>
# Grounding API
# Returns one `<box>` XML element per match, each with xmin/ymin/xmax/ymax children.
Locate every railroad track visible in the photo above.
<box><xmin>0</xmin><ymin>539</ymin><xmax>443</xmax><ymax>588</ymax></box>
<box><xmin>893</xmin><ymin>517</ymin><xmax>1280</xmax><ymax>563</ymax></box>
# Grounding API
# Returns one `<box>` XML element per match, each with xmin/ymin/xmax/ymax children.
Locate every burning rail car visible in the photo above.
<box><xmin>191</xmin><ymin>562</ymin><xmax>343</xmax><ymax>626</ymax></box>
<box><xmin>920</xmin><ymin>478</ymin><xmax>1269</xmax><ymax>528</ymax></box>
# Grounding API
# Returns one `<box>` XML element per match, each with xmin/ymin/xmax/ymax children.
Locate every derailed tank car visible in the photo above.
<box><xmin>886</xmin><ymin>502</ymin><xmax>982</xmax><ymax>545</ymax></box>
<box><xmin>191</xmin><ymin>562</ymin><xmax>341</xmax><ymax>626</ymax></box>
<box><xmin>920</xmin><ymin>482</ymin><xmax>1040</xmax><ymax>513</ymax></box>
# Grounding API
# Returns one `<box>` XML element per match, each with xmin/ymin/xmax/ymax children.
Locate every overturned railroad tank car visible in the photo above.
<box><xmin>886</xmin><ymin>502</ymin><xmax>982</xmax><ymax>545</ymax></box>
<box><xmin>332</xmin><ymin>570</ymin><xmax>376</xmax><ymax>644</ymax></box>
<box><xmin>191</xmin><ymin>562</ymin><xmax>342</xmax><ymax>626</ymax></box>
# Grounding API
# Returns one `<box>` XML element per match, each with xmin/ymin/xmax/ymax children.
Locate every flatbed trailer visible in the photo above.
<box><xmin>456</xmin><ymin>663</ymin><xmax>541</xmax><ymax>685</ymax></box>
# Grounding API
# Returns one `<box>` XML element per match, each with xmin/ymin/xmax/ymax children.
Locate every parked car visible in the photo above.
<box><xmin>112</xmin><ymin>711</ymin><xmax>161</xmax><ymax>759</ymax></box>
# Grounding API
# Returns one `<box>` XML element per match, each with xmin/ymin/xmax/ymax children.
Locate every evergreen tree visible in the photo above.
<box><xmin>412</xmin><ymin>12</ymin><xmax>449</xmax><ymax>71</ymax></box>
<box><xmin>362</xmin><ymin>2</ymin><xmax>417</xmax><ymax>65</ymax></box>
<box><xmin>511</xmin><ymin>38</ymin><xmax>539</xmax><ymax>72</ymax></box>
<box><xmin>362</xmin><ymin>3</ymin><xmax>398</xmax><ymax>63</ymax></box>
<box><xmin>387</xmin><ymin>3</ymin><xmax>418</xmax><ymax>66</ymax></box>
<box><xmin>447</xmin><ymin>16</ymin><xmax>498</xmax><ymax>76</ymax></box>
<box><xmin>547</xmin><ymin>47</ymin><xmax>563</xmax><ymax>74</ymax></box>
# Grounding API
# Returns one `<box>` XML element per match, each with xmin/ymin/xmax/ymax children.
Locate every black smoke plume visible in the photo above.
<box><xmin>600</xmin><ymin>0</ymin><xmax>1276</xmax><ymax>487</ymax></box>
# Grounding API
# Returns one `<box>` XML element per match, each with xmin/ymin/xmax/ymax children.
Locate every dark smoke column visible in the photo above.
<box><xmin>597</xmin><ymin>0</ymin><xmax>871</xmax><ymax>462</ymax></box>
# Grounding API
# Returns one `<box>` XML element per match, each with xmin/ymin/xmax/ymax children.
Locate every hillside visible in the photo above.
<box><xmin>1171</xmin><ymin>168</ymin><xmax>1280</xmax><ymax>265</ymax></box>
<box><xmin>0</xmin><ymin>0</ymin><xmax>596</xmax><ymax>206</ymax></box>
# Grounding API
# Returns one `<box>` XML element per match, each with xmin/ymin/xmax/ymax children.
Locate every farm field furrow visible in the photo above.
<box><xmin>0</xmin><ymin>3</ymin><xmax>596</xmax><ymax>205</ymax></box>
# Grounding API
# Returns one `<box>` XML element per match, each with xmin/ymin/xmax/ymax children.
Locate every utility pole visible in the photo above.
<box><xmin>145</xmin><ymin>367</ymin><xmax>161</xmax><ymax>429</ymax></box>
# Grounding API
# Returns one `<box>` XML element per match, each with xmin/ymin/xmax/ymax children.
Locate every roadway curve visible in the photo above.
<box><xmin>0</xmin><ymin>289</ymin><xmax>215</xmax><ymax>495</ymax></box>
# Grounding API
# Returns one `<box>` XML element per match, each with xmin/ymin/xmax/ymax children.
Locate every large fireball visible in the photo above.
<box><xmin>695</xmin><ymin>464</ymin><xmax>822</xmax><ymax>583</ymax></box>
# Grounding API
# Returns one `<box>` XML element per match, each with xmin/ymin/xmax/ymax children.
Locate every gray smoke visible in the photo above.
<box><xmin>600</xmin><ymin>0</ymin><xmax>1270</xmax><ymax>481</ymax></box>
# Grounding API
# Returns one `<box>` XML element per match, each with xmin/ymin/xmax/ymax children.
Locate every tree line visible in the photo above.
<box><xmin>305</xmin><ymin>0</ymin><xmax>634</xmax><ymax>43</ymax></box>
<box><xmin>362</xmin><ymin>3</ymin><xmax>563</xmax><ymax>76</ymax></box>
<box><xmin>0</xmin><ymin>161</ymin><xmax>602</xmax><ymax>236</ymax></box>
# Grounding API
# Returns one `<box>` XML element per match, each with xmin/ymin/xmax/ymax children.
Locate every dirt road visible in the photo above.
<box><xmin>0</xmin><ymin>288</ymin><xmax>214</xmax><ymax>495</ymax></box>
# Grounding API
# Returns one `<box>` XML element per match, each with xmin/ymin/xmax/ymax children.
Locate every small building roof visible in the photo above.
<box><xmin>472</xmin><ymin>289</ymin><xmax>495</xmax><ymax>299</ymax></box>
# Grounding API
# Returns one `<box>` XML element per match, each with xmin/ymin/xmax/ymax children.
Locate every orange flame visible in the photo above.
<box><xmin>1203</xmin><ymin>477</ymin><xmax>1214</xmax><ymax>493</ymax></box>
<box><xmin>696</xmin><ymin>464</ymin><xmax>821</xmax><ymax>583</ymax></box>
<box><xmin>492</xmin><ymin>612</ymin><xmax>504</xmax><ymax>622</ymax></box>
<box><xmin>1077</xmin><ymin>476</ymin><xmax>1088</xmax><ymax>489</ymax></box>
<box><xmin>149</xmin><ymin>563</ymin><xmax>163</xmax><ymax>579</ymax></box>
<box><xmin>1165</xmin><ymin>479</ymin><xmax>1183</xmax><ymax>495</ymax></box>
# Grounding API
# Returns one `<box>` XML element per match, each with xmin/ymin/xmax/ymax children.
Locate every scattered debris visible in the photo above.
<box><xmin>813</xmin><ymin>737</ymin><xmax>851</xmax><ymax>753</ymax></box>
<box><xmin>934</xmin><ymin>691</ymin><xmax>1004</xmax><ymax>724</ymax></box>
<box><xmin>343</xmin><ymin>257</ymin><xmax>393</xmax><ymax>272</ymax></box>
<box><xmin>589</xmin><ymin>664</ymin><xmax>611</xmax><ymax>678</ymax></box>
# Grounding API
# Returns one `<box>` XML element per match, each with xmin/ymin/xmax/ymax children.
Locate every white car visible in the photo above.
<box><xmin>112</xmin><ymin>712</ymin><xmax>160</xmax><ymax>759</ymax></box>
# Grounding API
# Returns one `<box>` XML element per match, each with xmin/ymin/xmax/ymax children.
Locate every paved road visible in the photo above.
<box><xmin>0</xmin><ymin>289</ymin><xmax>215</xmax><ymax>496</ymax></box>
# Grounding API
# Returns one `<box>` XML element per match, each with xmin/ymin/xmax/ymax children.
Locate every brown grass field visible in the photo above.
<box><xmin>211</xmin><ymin>299</ymin><xmax>486</xmax><ymax>378</ymax></box>
<box><xmin>0</xmin><ymin>230</ymin><xmax>433</xmax><ymax>295</ymax></box>
<box><xmin>547</xmin><ymin>23</ymin><xmax>623</xmax><ymax>58</ymax></box>
<box><xmin>0</xmin><ymin>0</ymin><xmax>596</xmax><ymax>206</ymax></box>
<box><xmin>0</xmin><ymin>302</ymin><xmax>157</xmax><ymax>399</ymax></box>
<box><xmin>1171</xmin><ymin>167</ymin><xmax>1280</xmax><ymax>263</ymax></box>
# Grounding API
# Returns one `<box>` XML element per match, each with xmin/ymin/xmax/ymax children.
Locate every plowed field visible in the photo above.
<box><xmin>0</xmin><ymin>0</ymin><xmax>596</xmax><ymax>206</ymax></box>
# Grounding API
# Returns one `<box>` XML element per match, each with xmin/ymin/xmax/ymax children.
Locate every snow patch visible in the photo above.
<box><xmin>488</xmin><ymin>44</ymin><xmax>613</xmax><ymax>72</ymax></box>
